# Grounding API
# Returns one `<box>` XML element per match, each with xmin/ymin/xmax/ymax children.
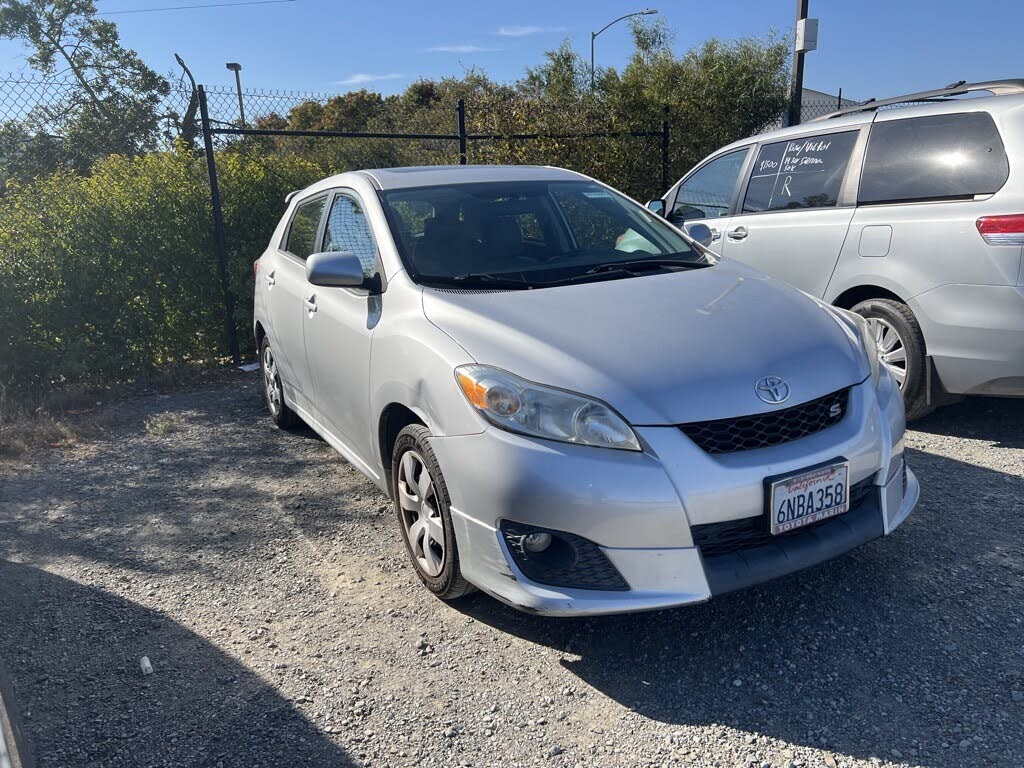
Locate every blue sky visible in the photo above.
<box><xmin>1</xmin><ymin>0</ymin><xmax>1022</xmax><ymax>101</ymax></box>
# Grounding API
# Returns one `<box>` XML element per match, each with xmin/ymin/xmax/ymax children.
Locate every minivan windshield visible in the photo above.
<box><xmin>379</xmin><ymin>180</ymin><xmax>709</xmax><ymax>289</ymax></box>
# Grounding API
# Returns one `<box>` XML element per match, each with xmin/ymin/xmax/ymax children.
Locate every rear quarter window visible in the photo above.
<box><xmin>858</xmin><ymin>112</ymin><xmax>1009</xmax><ymax>205</ymax></box>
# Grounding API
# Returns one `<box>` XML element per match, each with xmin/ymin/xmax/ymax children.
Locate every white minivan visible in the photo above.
<box><xmin>654</xmin><ymin>79</ymin><xmax>1024</xmax><ymax>419</ymax></box>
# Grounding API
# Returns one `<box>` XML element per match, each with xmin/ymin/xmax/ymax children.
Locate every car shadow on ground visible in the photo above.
<box><xmin>455</xmin><ymin>421</ymin><xmax>1024</xmax><ymax>765</ymax></box>
<box><xmin>911</xmin><ymin>395</ymin><xmax>1024</xmax><ymax>449</ymax></box>
<box><xmin>0</xmin><ymin>559</ymin><xmax>357</xmax><ymax>768</ymax></box>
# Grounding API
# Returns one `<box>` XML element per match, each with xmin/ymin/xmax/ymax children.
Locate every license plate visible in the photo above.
<box><xmin>769</xmin><ymin>461</ymin><xmax>850</xmax><ymax>535</ymax></box>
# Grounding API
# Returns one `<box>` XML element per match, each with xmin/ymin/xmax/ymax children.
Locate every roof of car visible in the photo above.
<box><xmin>714</xmin><ymin>111</ymin><xmax>872</xmax><ymax>155</ymax></box>
<box><xmin>354</xmin><ymin>164</ymin><xmax>586</xmax><ymax>190</ymax></box>
<box><xmin>713</xmin><ymin>88</ymin><xmax>1024</xmax><ymax>157</ymax></box>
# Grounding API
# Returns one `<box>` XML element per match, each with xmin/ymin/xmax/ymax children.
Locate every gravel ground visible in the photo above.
<box><xmin>0</xmin><ymin>375</ymin><xmax>1021</xmax><ymax>768</ymax></box>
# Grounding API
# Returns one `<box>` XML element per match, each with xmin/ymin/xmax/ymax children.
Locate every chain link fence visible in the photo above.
<box><xmin>0</xmin><ymin>74</ymin><xmax>850</xmax><ymax>400</ymax></box>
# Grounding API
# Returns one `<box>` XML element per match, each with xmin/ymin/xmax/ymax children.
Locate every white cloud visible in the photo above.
<box><xmin>336</xmin><ymin>73</ymin><xmax>406</xmax><ymax>86</ymax></box>
<box><xmin>427</xmin><ymin>44</ymin><xmax>500</xmax><ymax>53</ymax></box>
<box><xmin>498</xmin><ymin>25</ymin><xmax>567</xmax><ymax>37</ymax></box>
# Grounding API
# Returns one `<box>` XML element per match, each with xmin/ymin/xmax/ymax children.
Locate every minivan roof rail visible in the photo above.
<box><xmin>809</xmin><ymin>79</ymin><xmax>1024</xmax><ymax>122</ymax></box>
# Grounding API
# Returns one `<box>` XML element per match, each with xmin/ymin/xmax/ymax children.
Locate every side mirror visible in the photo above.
<box><xmin>646</xmin><ymin>199</ymin><xmax>666</xmax><ymax>217</ymax></box>
<box><xmin>686</xmin><ymin>223</ymin><xmax>714</xmax><ymax>248</ymax></box>
<box><xmin>306</xmin><ymin>251</ymin><xmax>366</xmax><ymax>288</ymax></box>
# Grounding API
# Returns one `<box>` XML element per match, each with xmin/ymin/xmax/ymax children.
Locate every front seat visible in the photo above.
<box><xmin>414</xmin><ymin>214</ymin><xmax>474</xmax><ymax>276</ymax></box>
<box><xmin>479</xmin><ymin>215</ymin><xmax>524</xmax><ymax>271</ymax></box>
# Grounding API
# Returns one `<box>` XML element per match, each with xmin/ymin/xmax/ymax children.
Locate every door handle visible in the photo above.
<box><xmin>303</xmin><ymin>295</ymin><xmax>317</xmax><ymax>313</ymax></box>
<box><xmin>727</xmin><ymin>226</ymin><xmax>748</xmax><ymax>241</ymax></box>
<box><xmin>709</xmin><ymin>227</ymin><xmax>721</xmax><ymax>242</ymax></box>
<box><xmin>265</xmin><ymin>270</ymin><xmax>276</xmax><ymax>286</ymax></box>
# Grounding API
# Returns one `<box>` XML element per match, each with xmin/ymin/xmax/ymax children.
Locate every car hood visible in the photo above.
<box><xmin>421</xmin><ymin>260</ymin><xmax>869</xmax><ymax>425</ymax></box>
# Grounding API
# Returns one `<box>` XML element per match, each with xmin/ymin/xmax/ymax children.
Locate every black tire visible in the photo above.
<box><xmin>392</xmin><ymin>424</ymin><xmax>475</xmax><ymax>600</ymax></box>
<box><xmin>851</xmin><ymin>298</ymin><xmax>934</xmax><ymax>421</ymax></box>
<box><xmin>259</xmin><ymin>337</ymin><xmax>299</xmax><ymax>429</ymax></box>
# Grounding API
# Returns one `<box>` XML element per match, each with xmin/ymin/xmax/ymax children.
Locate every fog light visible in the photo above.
<box><xmin>498</xmin><ymin>520</ymin><xmax>629</xmax><ymax>591</ymax></box>
<box><xmin>523</xmin><ymin>532</ymin><xmax>552</xmax><ymax>553</ymax></box>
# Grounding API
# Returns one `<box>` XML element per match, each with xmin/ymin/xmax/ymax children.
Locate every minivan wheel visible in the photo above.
<box><xmin>392</xmin><ymin>424</ymin><xmax>474</xmax><ymax>600</ymax></box>
<box><xmin>259</xmin><ymin>338</ymin><xmax>298</xmax><ymax>428</ymax></box>
<box><xmin>851</xmin><ymin>298</ymin><xmax>933</xmax><ymax>421</ymax></box>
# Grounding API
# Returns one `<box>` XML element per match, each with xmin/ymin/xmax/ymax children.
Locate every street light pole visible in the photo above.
<box><xmin>225</xmin><ymin>62</ymin><xmax>246</xmax><ymax>127</ymax></box>
<box><xmin>590</xmin><ymin>9</ymin><xmax>658</xmax><ymax>90</ymax></box>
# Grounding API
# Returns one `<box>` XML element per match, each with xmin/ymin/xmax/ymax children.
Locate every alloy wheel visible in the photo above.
<box><xmin>263</xmin><ymin>345</ymin><xmax>283</xmax><ymax>416</ymax></box>
<box><xmin>396</xmin><ymin>450</ymin><xmax>446</xmax><ymax>577</ymax></box>
<box><xmin>867</xmin><ymin>317</ymin><xmax>908</xmax><ymax>389</ymax></box>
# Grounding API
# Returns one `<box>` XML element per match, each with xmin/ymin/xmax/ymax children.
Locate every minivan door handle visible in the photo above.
<box><xmin>709</xmin><ymin>227</ymin><xmax>721</xmax><ymax>242</ymax></box>
<box><xmin>727</xmin><ymin>226</ymin><xmax>748</xmax><ymax>241</ymax></box>
<box><xmin>265</xmin><ymin>270</ymin><xmax>276</xmax><ymax>286</ymax></box>
<box><xmin>303</xmin><ymin>294</ymin><xmax>317</xmax><ymax>313</ymax></box>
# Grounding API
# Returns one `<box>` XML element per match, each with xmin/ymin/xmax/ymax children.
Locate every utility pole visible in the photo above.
<box><xmin>226</xmin><ymin>62</ymin><xmax>246</xmax><ymax>127</ymax></box>
<box><xmin>786</xmin><ymin>0</ymin><xmax>817</xmax><ymax>127</ymax></box>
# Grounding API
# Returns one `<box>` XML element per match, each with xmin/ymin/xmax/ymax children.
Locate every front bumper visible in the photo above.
<box><xmin>431</xmin><ymin>376</ymin><xmax>916</xmax><ymax>616</ymax></box>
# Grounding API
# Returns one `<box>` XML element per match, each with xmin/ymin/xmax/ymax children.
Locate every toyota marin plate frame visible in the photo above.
<box><xmin>766</xmin><ymin>458</ymin><xmax>851</xmax><ymax>535</ymax></box>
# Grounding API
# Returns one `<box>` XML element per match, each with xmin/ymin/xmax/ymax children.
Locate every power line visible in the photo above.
<box><xmin>99</xmin><ymin>0</ymin><xmax>297</xmax><ymax>15</ymax></box>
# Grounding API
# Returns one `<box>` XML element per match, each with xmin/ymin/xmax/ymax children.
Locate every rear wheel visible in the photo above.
<box><xmin>851</xmin><ymin>298</ymin><xmax>933</xmax><ymax>421</ymax></box>
<box><xmin>259</xmin><ymin>337</ymin><xmax>299</xmax><ymax>428</ymax></box>
<box><xmin>392</xmin><ymin>424</ymin><xmax>474</xmax><ymax>601</ymax></box>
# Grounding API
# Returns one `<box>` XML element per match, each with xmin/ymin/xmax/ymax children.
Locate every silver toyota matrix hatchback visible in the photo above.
<box><xmin>254</xmin><ymin>165</ymin><xmax>918</xmax><ymax>615</ymax></box>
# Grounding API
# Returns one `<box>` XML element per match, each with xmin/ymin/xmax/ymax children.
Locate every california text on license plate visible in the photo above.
<box><xmin>769</xmin><ymin>461</ymin><xmax>850</xmax><ymax>535</ymax></box>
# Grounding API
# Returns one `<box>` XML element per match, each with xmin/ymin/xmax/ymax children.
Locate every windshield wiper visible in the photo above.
<box><xmin>532</xmin><ymin>258</ymin><xmax>709</xmax><ymax>288</ymax></box>
<box><xmin>441</xmin><ymin>273</ymin><xmax>533</xmax><ymax>289</ymax></box>
<box><xmin>584</xmin><ymin>258</ymin><xmax>706</xmax><ymax>275</ymax></box>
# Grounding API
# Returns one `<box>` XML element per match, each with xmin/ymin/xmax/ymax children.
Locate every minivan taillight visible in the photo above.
<box><xmin>253</xmin><ymin>261</ymin><xmax>260</xmax><ymax>279</ymax></box>
<box><xmin>976</xmin><ymin>214</ymin><xmax>1024</xmax><ymax>245</ymax></box>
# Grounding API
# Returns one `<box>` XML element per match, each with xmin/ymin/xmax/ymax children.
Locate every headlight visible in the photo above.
<box><xmin>455</xmin><ymin>365</ymin><xmax>641</xmax><ymax>451</ymax></box>
<box><xmin>838</xmin><ymin>309</ymin><xmax>880</xmax><ymax>384</ymax></box>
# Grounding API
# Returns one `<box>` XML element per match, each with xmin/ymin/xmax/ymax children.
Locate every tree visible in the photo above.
<box><xmin>609</xmin><ymin>19</ymin><xmax>790</xmax><ymax>174</ymax></box>
<box><xmin>519</xmin><ymin>41</ymin><xmax>591</xmax><ymax>103</ymax></box>
<box><xmin>0</xmin><ymin>0</ymin><xmax>170</xmax><ymax>169</ymax></box>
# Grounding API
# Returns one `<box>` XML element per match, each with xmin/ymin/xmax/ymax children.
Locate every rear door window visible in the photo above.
<box><xmin>284</xmin><ymin>196</ymin><xmax>327</xmax><ymax>259</ymax></box>
<box><xmin>743</xmin><ymin>130</ymin><xmax>858</xmax><ymax>213</ymax></box>
<box><xmin>858</xmin><ymin>112</ymin><xmax>1009</xmax><ymax>205</ymax></box>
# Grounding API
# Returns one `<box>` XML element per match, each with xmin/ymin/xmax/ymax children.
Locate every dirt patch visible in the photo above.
<box><xmin>0</xmin><ymin>381</ymin><xmax>1021</xmax><ymax>767</ymax></box>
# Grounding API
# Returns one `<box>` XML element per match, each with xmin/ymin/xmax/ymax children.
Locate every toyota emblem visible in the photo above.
<box><xmin>755</xmin><ymin>376</ymin><xmax>790</xmax><ymax>404</ymax></box>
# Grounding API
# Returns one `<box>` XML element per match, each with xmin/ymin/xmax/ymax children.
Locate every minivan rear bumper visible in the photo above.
<box><xmin>911</xmin><ymin>284</ymin><xmax>1024</xmax><ymax>397</ymax></box>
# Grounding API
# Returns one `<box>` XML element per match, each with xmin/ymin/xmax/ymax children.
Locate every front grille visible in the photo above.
<box><xmin>679</xmin><ymin>388</ymin><xmax>849</xmax><ymax>454</ymax></box>
<box><xmin>691</xmin><ymin>476</ymin><xmax>876</xmax><ymax>558</ymax></box>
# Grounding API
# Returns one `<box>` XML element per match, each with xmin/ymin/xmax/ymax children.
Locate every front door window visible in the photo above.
<box><xmin>670</xmin><ymin>149</ymin><xmax>749</xmax><ymax>225</ymax></box>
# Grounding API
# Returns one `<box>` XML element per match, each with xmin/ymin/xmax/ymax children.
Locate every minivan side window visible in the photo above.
<box><xmin>284</xmin><ymin>196</ymin><xmax>327</xmax><ymax>259</ymax></box>
<box><xmin>323</xmin><ymin>193</ymin><xmax>378</xmax><ymax>278</ymax></box>
<box><xmin>743</xmin><ymin>131</ymin><xmax>858</xmax><ymax>213</ymax></box>
<box><xmin>670</xmin><ymin>149</ymin><xmax>748</xmax><ymax>224</ymax></box>
<box><xmin>858</xmin><ymin>112</ymin><xmax>1009</xmax><ymax>205</ymax></box>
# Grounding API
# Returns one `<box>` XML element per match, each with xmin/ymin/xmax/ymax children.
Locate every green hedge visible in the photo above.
<box><xmin>0</xmin><ymin>148</ymin><xmax>309</xmax><ymax>397</ymax></box>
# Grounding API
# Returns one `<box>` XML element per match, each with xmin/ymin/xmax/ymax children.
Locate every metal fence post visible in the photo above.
<box><xmin>661</xmin><ymin>105</ymin><xmax>671</xmax><ymax>193</ymax></box>
<box><xmin>198</xmin><ymin>84</ymin><xmax>241</xmax><ymax>365</ymax></box>
<box><xmin>456</xmin><ymin>98</ymin><xmax>468</xmax><ymax>165</ymax></box>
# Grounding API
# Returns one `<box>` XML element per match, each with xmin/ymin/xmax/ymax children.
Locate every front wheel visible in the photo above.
<box><xmin>392</xmin><ymin>424</ymin><xmax>474</xmax><ymax>601</ymax></box>
<box><xmin>851</xmin><ymin>298</ymin><xmax>933</xmax><ymax>421</ymax></box>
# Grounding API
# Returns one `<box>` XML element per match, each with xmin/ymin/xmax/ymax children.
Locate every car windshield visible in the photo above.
<box><xmin>379</xmin><ymin>180</ymin><xmax>709</xmax><ymax>288</ymax></box>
